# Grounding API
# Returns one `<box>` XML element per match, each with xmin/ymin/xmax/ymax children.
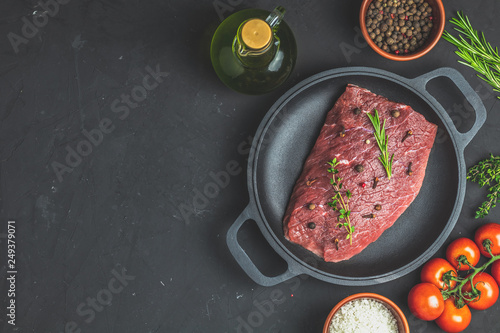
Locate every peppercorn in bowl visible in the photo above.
<box><xmin>360</xmin><ymin>0</ymin><xmax>445</xmax><ymax>61</ymax></box>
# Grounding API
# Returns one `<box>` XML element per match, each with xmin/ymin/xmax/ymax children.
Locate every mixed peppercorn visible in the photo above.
<box><xmin>365</xmin><ymin>0</ymin><xmax>434</xmax><ymax>55</ymax></box>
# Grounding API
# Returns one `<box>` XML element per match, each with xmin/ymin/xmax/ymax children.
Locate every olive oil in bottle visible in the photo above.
<box><xmin>210</xmin><ymin>6</ymin><xmax>297</xmax><ymax>95</ymax></box>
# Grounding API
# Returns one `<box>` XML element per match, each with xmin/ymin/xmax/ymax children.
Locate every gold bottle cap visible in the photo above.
<box><xmin>241</xmin><ymin>19</ymin><xmax>272</xmax><ymax>50</ymax></box>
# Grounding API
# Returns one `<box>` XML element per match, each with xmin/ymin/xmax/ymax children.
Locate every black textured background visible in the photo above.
<box><xmin>0</xmin><ymin>0</ymin><xmax>500</xmax><ymax>332</ymax></box>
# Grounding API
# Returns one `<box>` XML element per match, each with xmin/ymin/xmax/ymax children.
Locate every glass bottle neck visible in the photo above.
<box><xmin>233</xmin><ymin>19</ymin><xmax>279</xmax><ymax>68</ymax></box>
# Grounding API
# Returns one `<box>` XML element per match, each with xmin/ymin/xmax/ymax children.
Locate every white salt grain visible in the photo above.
<box><xmin>329</xmin><ymin>298</ymin><xmax>399</xmax><ymax>333</ymax></box>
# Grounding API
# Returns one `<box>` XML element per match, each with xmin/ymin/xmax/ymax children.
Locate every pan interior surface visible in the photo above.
<box><xmin>254</xmin><ymin>74</ymin><xmax>459</xmax><ymax>279</ymax></box>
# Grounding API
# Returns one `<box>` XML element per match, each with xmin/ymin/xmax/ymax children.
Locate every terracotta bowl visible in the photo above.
<box><xmin>322</xmin><ymin>293</ymin><xmax>410</xmax><ymax>333</ymax></box>
<box><xmin>359</xmin><ymin>0</ymin><xmax>445</xmax><ymax>61</ymax></box>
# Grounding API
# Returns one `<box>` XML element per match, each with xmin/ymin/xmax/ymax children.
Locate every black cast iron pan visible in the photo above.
<box><xmin>227</xmin><ymin>67</ymin><xmax>487</xmax><ymax>286</ymax></box>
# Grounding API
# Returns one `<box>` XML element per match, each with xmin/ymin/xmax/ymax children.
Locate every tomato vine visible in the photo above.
<box><xmin>441</xmin><ymin>240</ymin><xmax>500</xmax><ymax>308</ymax></box>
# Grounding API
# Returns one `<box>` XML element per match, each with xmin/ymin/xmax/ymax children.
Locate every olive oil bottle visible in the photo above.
<box><xmin>210</xmin><ymin>6</ymin><xmax>297</xmax><ymax>95</ymax></box>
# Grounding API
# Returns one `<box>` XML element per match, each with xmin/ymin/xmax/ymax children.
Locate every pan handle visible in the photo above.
<box><xmin>411</xmin><ymin>67</ymin><xmax>487</xmax><ymax>149</ymax></box>
<box><xmin>227</xmin><ymin>204</ymin><xmax>299</xmax><ymax>286</ymax></box>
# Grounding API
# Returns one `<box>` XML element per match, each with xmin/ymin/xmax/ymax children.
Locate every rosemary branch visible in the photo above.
<box><xmin>367</xmin><ymin>109</ymin><xmax>394</xmax><ymax>179</ymax></box>
<box><xmin>442</xmin><ymin>11</ymin><xmax>500</xmax><ymax>98</ymax></box>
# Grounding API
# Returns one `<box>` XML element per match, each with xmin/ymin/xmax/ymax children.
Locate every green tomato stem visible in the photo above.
<box><xmin>442</xmin><ymin>244</ymin><xmax>500</xmax><ymax>308</ymax></box>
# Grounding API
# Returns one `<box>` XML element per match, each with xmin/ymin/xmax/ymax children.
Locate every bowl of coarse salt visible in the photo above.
<box><xmin>322</xmin><ymin>293</ymin><xmax>409</xmax><ymax>333</ymax></box>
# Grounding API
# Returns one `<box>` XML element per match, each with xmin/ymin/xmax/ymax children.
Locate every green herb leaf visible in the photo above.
<box><xmin>326</xmin><ymin>158</ymin><xmax>354</xmax><ymax>244</ymax></box>
<box><xmin>467</xmin><ymin>154</ymin><xmax>500</xmax><ymax>218</ymax></box>
<box><xmin>443</xmin><ymin>12</ymin><xmax>500</xmax><ymax>99</ymax></box>
<box><xmin>367</xmin><ymin>109</ymin><xmax>394</xmax><ymax>179</ymax></box>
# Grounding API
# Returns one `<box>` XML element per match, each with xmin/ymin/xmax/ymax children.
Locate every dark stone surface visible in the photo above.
<box><xmin>0</xmin><ymin>0</ymin><xmax>499</xmax><ymax>332</ymax></box>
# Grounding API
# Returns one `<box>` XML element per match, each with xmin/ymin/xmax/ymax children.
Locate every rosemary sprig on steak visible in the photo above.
<box><xmin>327</xmin><ymin>158</ymin><xmax>354</xmax><ymax>244</ymax></box>
<box><xmin>367</xmin><ymin>109</ymin><xmax>394</xmax><ymax>179</ymax></box>
<box><xmin>467</xmin><ymin>154</ymin><xmax>500</xmax><ymax>218</ymax></box>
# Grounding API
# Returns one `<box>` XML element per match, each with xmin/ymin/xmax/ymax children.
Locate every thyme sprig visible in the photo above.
<box><xmin>327</xmin><ymin>158</ymin><xmax>354</xmax><ymax>244</ymax></box>
<box><xmin>442</xmin><ymin>12</ymin><xmax>500</xmax><ymax>99</ymax></box>
<box><xmin>367</xmin><ymin>109</ymin><xmax>394</xmax><ymax>179</ymax></box>
<box><xmin>467</xmin><ymin>154</ymin><xmax>500</xmax><ymax>218</ymax></box>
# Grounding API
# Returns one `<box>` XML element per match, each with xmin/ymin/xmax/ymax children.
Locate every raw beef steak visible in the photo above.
<box><xmin>283</xmin><ymin>84</ymin><xmax>438</xmax><ymax>262</ymax></box>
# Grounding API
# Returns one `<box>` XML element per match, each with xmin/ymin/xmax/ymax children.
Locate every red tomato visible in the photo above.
<box><xmin>435</xmin><ymin>298</ymin><xmax>471</xmax><ymax>333</ymax></box>
<box><xmin>462</xmin><ymin>272</ymin><xmax>499</xmax><ymax>310</ymax></box>
<box><xmin>446</xmin><ymin>237</ymin><xmax>480</xmax><ymax>271</ymax></box>
<box><xmin>420</xmin><ymin>258</ymin><xmax>457</xmax><ymax>290</ymax></box>
<box><xmin>474</xmin><ymin>223</ymin><xmax>500</xmax><ymax>258</ymax></box>
<box><xmin>407</xmin><ymin>282</ymin><xmax>444</xmax><ymax>321</ymax></box>
<box><xmin>492</xmin><ymin>260</ymin><xmax>500</xmax><ymax>286</ymax></box>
